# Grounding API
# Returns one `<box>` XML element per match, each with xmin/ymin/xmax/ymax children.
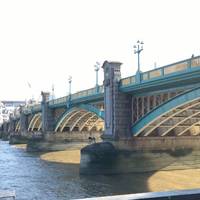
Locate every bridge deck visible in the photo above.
<box><xmin>121</xmin><ymin>56</ymin><xmax>200</xmax><ymax>94</ymax></box>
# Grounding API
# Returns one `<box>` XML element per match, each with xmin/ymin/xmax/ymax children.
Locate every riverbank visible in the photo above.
<box><xmin>40</xmin><ymin>149</ymin><xmax>80</xmax><ymax>164</ymax></box>
<box><xmin>39</xmin><ymin>143</ymin><xmax>85</xmax><ymax>164</ymax></box>
<box><xmin>11</xmin><ymin>143</ymin><xmax>81</xmax><ymax>164</ymax></box>
<box><xmin>148</xmin><ymin>169</ymin><xmax>200</xmax><ymax>191</ymax></box>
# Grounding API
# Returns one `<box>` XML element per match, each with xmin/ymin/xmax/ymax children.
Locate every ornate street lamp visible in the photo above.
<box><xmin>67</xmin><ymin>76</ymin><xmax>72</xmax><ymax>108</ymax></box>
<box><xmin>94</xmin><ymin>62</ymin><xmax>100</xmax><ymax>92</ymax></box>
<box><xmin>52</xmin><ymin>84</ymin><xmax>55</xmax><ymax>100</ymax></box>
<box><xmin>68</xmin><ymin>76</ymin><xmax>72</xmax><ymax>95</ymax></box>
<box><xmin>134</xmin><ymin>40</ymin><xmax>144</xmax><ymax>73</ymax></box>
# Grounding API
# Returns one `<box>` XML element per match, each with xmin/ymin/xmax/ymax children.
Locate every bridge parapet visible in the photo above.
<box><xmin>71</xmin><ymin>85</ymin><xmax>104</xmax><ymax>100</ymax></box>
<box><xmin>12</xmin><ymin>85</ymin><xmax>104</xmax><ymax>117</ymax></box>
<box><xmin>48</xmin><ymin>96</ymin><xmax>67</xmax><ymax>107</ymax></box>
<box><xmin>48</xmin><ymin>85</ymin><xmax>104</xmax><ymax>108</ymax></box>
<box><xmin>120</xmin><ymin>55</ymin><xmax>200</xmax><ymax>87</ymax></box>
<box><xmin>22</xmin><ymin>104</ymin><xmax>41</xmax><ymax>115</ymax></box>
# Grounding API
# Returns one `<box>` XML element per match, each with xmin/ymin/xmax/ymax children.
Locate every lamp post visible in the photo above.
<box><xmin>134</xmin><ymin>40</ymin><xmax>144</xmax><ymax>83</ymax></box>
<box><xmin>67</xmin><ymin>76</ymin><xmax>72</xmax><ymax>108</ymax></box>
<box><xmin>134</xmin><ymin>40</ymin><xmax>144</xmax><ymax>73</ymax></box>
<box><xmin>52</xmin><ymin>84</ymin><xmax>55</xmax><ymax>100</ymax></box>
<box><xmin>94</xmin><ymin>62</ymin><xmax>100</xmax><ymax>92</ymax></box>
<box><xmin>68</xmin><ymin>76</ymin><xmax>72</xmax><ymax>95</ymax></box>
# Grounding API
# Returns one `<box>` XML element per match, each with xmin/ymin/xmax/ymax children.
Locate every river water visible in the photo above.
<box><xmin>0</xmin><ymin>140</ymin><xmax>153</xmax><ymax>200</ymax></box>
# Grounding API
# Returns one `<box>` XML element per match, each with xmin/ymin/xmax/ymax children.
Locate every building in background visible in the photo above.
<box><xmin>0</xmin><ymin>101</ymin><xmax>25</xmax><ymax>125</ymax></box>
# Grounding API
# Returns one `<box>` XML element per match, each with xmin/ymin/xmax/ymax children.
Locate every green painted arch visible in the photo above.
<box><xmin>132</xmin><ymin>86</ymin><xmax>200</xmax><ymax>136</ymax></box>
<box><xmin>28</xmin><ymin>113</ymin><xmax>41</xmax><ymax>131</ymax></box>
<box><xmin>31</xmin><ymin>114</ymin><xmax>42</xmax><ymax>131</ymax></box>
<box><xmin>78</xmin><ymin>104</ymin><xmax>104</xmax><ymax>119</ymax></box>
<box><xmin>54</xmin><ymin>104</ymin><xmax>104</xmax><ymax>132</ymax></box>
<box><xmin>15</xmin><ymin>120</ymin><xmax>20</xmax><ymax>132</ymax></box>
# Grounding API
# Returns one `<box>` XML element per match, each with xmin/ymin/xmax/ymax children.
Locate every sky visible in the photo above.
<box><xmin>0</xmin><ymin>0</ymin><xmax>200</xmax><ymax>101</ymax></box>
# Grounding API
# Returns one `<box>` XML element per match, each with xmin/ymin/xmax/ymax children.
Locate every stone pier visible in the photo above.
<box><xmin>80</xmin><ymin>136</ymin><xmax>200</xmax><ymax>174</ymax></box>
<box><xmin>27</xmin><ymin>131</ymin><xmax>102</xmax><ymax>152</ymax></box>
<box><xmin>0</xmin><ymin>122</ymin><xmax>10</xmax><ymax>140</ymax></box>
<box><xmin>102</xmin><ymin>61</ymin><xmax>132</xmax><ymax>140</ymax></box>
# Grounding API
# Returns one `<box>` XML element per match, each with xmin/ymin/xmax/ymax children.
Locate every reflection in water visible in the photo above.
<box><xmin>0</xmin><ymin>141</ymin><xmax>151</xmax><ymax>199</ymax></box>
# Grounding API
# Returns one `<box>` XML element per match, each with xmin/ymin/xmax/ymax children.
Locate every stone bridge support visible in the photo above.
<box><xmin>27</xmin><ymin>92</ymin><xmax>58</xmax><ymax>151</ymax></box>
<box><xmin>102</xmin><ymin>61</ymin><xmax>132</xmax><ymax>140</ymax></box>
<box><xmin>8</xmin><ymin>117</ymin><xmax>16</xmax><ymax>133</ymax></box>
<box><xmin>41</xmin><ymin>92</ymin><xmax>55</xmax><ymax>133</ymax></box>
<box><xmin>80</xmin><ymin>61</ymin><xmax>134</xmax><ymax>174</ymax></box>
<box><xmin>9</xmin><ymin>107</ymin><xmax>29</xmax><ymax>144</ymax></box>
<box><xmin>1</xmin><ymin>122</ymin><xmax>9</xmax><ymax>140</ymax></box>
<box><xmin>20</xmin><ymin>106</ymin><xmax>28</xmax><ymax>133</ymax></box>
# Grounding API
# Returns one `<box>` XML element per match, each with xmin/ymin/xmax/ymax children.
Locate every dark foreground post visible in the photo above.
<box><xmin>0</xmin><ymin>190</ymin><xmax>15</xmax><ymax>199</ymax></box>
<box><xmin>75</xmin><ymin>188</ymin><xmax>200</xmax><ymax>200</ymax></box>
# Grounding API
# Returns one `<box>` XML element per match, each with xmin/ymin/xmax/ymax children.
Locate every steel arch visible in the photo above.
<box><xmin>132</xmin><ymin>87</ymin><xmax>200</xmax><ymax>136</ymax></box>
<box><xmin>54</xmin><ymin>104</ymin><xmax>104</xmax><ymax>132</ymax></box>
<box><xmin>28</xmin><ymin>113</ymin><xmax>41</xmax><ymax>131</ymax></box>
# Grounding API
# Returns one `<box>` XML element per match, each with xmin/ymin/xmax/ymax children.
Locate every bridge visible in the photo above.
<box><xmin>1</xmin><ymin>55</ymin><xmax>200</xmax><ymax>173</ymax></box>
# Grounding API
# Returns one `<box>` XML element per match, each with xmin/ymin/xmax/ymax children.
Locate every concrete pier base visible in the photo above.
<box><xmin>80</xmin><ymin>136</ymin><xmax>200</xmax><ymax>175</ymax></box>
<box><xmin>8</xmin><ymin>131</ymin><xmax>33</xmax><ymax>145</ymax></box>
<box><xmin>0</xmin><ymin>132</ymin><xmax>10</xmax><ymax>141</ymax></box>
<box><xmin>9</xmin><ymin>134</ymin><xmax>29</xmax><ymax>144</ymax></box>
<box><xmin>27</xmin><ymin>131</ymin><xmax>102</xmax><ymax>152</ymax></box>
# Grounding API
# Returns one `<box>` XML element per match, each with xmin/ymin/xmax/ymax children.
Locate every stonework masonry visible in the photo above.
<box><xmin>20</xmin><ymin>106</ymin><xmax>28</xmax><ymax>132</ymax></box>
<box><xmin>41</xmin><ymin>92</ymin><xmax>55</xmax><ymax>132</ymax></box>
<box><xmin>102</xmin><ymin>61</ymin><xmax>132</xmax><ymax>140</ymax></box>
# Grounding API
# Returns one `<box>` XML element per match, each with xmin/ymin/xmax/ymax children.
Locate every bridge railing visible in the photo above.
<box><xmin>48</xmin><ymin>96</ymin><xmax>67</xmax><ymax>107</ymax></box>
<box><xmin>71</xmin><ymin>85</ymin><xmax>104</xmax><ymax>100</ymax></box>
<box><xmin>121</xmin><ymin>75</ymin><xmax>136</xmax><ymax>86</ymax></box>
<box><xmin>121</xmin><ymin>56</ymin><xmax>200</xmax><ymax>86</ymax></box>
<box><xmin>48</xmin><ymin>85</ymin><xmax>104</xmax><ymax>107</ymax></box>
<box><xmin>21</xmin><ymin>86</ymin><xmax>104</xmax><ymax>112</ymax></box>
<box><xmin>22</xmin><ymin>104</ymin><xmax>41</xmax><ymax>114</ymax></box>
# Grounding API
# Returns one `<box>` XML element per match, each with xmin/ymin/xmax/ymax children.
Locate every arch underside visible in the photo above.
<box><xmin>28</xmin><ymin>113</ymin><xmax>42</xmax><ymax>131</ymax></box>
<box><xmin>15</xmin><ymin>121</ymin><xmax>20</xmax><ymax>132</ymax></box>
<box><xmin>55</xmin><ymin>107</ymin><xmax>104</xmax><ymax>132</ymax></box>
<box><xmin>133</xmin><ymin>87</ymin><xmax>200</xmax><ymax>137</ymax></box>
